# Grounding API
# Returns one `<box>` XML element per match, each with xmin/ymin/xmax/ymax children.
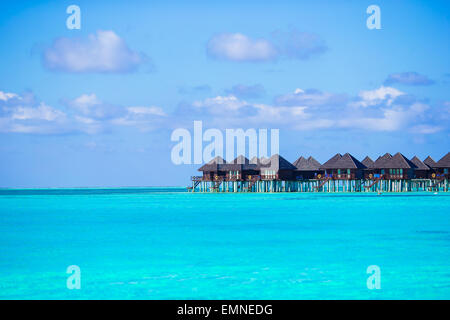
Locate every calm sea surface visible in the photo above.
<box><xmin>0</xmin><ymin>188</ymin><xmax>449</xmax><ymax>299</ymax></box>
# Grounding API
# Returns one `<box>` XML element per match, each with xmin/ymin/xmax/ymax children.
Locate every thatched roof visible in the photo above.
<box><xmin>320</xmin><ymin>153</ymin><xmax>342</xmax><ymax>169</ymax></box>
<box><xmin>375</xmin><ymin>153</ymin><xmax>393</xmax><ymax>161</ymax></box>
<box><xmin>210</xmin><ymin>156</ymin><xmax>226</xmax><ymax>164</ymax></box>
<box><xmin>198</xmin><ymin>156</ymin><xmax>226</xmax><ymax>171</ymax></box>
<box><xmin>249</xmin><ymin>156</ymin><xmax>272</xmax><ymax>167</ymax></box>
<box><xmin>335</xmin><ymin>153</ymin><xmax>366</xmax><ymax>169</ymax></box>
<box><xmin>293</xmin><ymin>156</ymin><xmax>306</xmax><ymax>167</ymax></box>
<box><xmin>293</xmin><ymin>156</ymin><xmax>322</xmax><ymax>171</ymax></box>
<box><xmin>308</xmin><ymin>156</ymin><xmax>322</xmax><ymax>169</ymax></box>
<box><xmin>259</xmin><ymin>156</ymin><xmax>269</xmax><ymax>165</ymax></box>
<box><xmin>320</xmin><ymin>153</ymin><xmax>366</xmax><ymax>169</ymax></box>
<box><xmin>423</xmin><ymin>156</ymin><xmax>437</xmax><ymax>168</ymax></box>
<box><xmin>361</xmin><ymin>156</ymin><xmax>374</xmax><ymax>168</ymax></box>
<box><xmin>435</xmin><ymin>152</ymin><xmax>450</xmax><ymax>168</ymax></box>
<box><xmin>371</xmin><ymin>153</ymin><xmax>392</xmax><ymax>168</ymax></box>
<box><xmin>220</xmin><ymin>155</ymin><xmax>258</xmax><ymax>171</ymax></box>
<box><xmin>259</xmin><ymin>154</ymin><xmax>296</xmax><ymax>171</ymax></box>
<box><xmin>391</xmin><ymin>153</ymin><xmax>417</xmax><ymax>169</ymax></box>
<box><xmin>231</xmin><ymin>155</ymin><xmax>250</xmax><ymax>164</ymax></box>
<box><xmin>372</xmin><ymin>152</ymin><xmax>416</xmax><ymax>169</ymax></box>
<box><xmin>410</xmin><ymin>156</ymin><xmax>429</xmax><ymax>170</ymax></box>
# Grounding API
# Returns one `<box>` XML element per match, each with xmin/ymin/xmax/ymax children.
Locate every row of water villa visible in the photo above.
<box><xmin>188</xmin><ymin>152</ymin><xmax>450</xmax><ymax>193</ymax></box>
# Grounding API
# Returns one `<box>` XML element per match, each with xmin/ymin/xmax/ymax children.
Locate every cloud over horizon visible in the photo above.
<box><xmin>1</xmin><ymin>84</ymin><xmax>446</xmax><ymax>137</ymax></box>
<box><xmin>175</xmin><ymin>86</ymin><xmax>444</xmax><ymax>135</ymax></box>
<box><xmin>0</xmin><ymin>90</ymin><xmax>68</xmax><ymax>134</ymax></box>
<box><xmin>42</xmin><ymin>30</ymin><xmax>148</xmax><ymax>73</ymax></box>
<box><xmin>0</xmin><ymin>90</ymin><xmax>166</xmax><ymax>134</ymax></box>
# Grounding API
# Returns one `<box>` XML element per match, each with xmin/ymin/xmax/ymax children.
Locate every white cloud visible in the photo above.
<box><xmin>182</xmin><ymin>87</ymin><xmax>437</xmax><ymax>135</ymax></box>
<box><xmin>127</xmin><ymin>106</ymin><xmax>166</xmax><ymax>117</ymax></box>
<box><xmin>43</xmin><ymin>30</ymin><xmax>147</xmax><ymax>73</ymax></box>
<box><xmin>72</xmin><ymin>93</ymin><xmax>101</xmax><ymax>107</ymax></box>
<box><xmin>206</xmin><ymin>30</ymin><xmax>328</xmax><ymax>62</ymax></box>
<box><xmin>0</xmin><ymin>91</ymin><xmax>166</xmax><ymax>134</ymax></box>
<box><xmin>275</xmin><ymin>88</ymin><xmax>346</xmax><ymax>108</ymax></box>
<box><xmin>66</xmin><ymin>93</ymin><xmax>127</xmax><ymax>121</ymax></box>
<box><xmin>206</xmin><ymin>33</ymin><xmax>277</xmax><ymax>62</ymax></box>
<box><xmin>65</xmin><ymin>94</ymin><xmax>166</xmax><ymax>132</ymax></box>
<box><xmin>111</xmin><ymin>106</ymin><xmax>166</xmax><ymax>131</ymax></box>
<box><xmin>351</xmin><ymin>86</ymin><xmax>405</xmax><ymax>108</ymax></box>
<box><xmin>0</xmin><ymin>91</ymin><xmax>19</xmax><ymax>101</ymax></box>
<box><xmin>0</xmin><ymin>93</ymin><xmax>68</xmax><ymax>134</ymax></box>
<box><xmin>193</xmin><ymin>95</ymin><xmax>246</xmax><ymax>113</ymax></box>
<box><xmin>189</xmin><ymin>94</ymin><xmax>308</xmax><ymax>127</ymax></box>
<box><xmin>69</xmin><ymin>93</ymin><xmax>102</xmax><ymax>114</ymax></box>
<box><xmin>11</xmin><ymin>102</ymin><xmax>65</xmax><ymax>121</ymax></box>
<box><xmin>0</xmin><ymin>86</ymin><xmax>443</xmax><ymax>136</ymax></box>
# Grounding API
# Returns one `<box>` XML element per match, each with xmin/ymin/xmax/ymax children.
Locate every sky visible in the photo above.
<box><xmin>0</xmin><ymin>0</ymin><xmax>449</xmax><ymax>187</ymax></box>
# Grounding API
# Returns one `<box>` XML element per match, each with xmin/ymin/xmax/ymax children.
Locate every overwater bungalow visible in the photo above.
<box><xmin>319</xmin><ymin>153</ymin><xmax>366</xmax><ymax>179</ymax></box>
<box><xmin>319</xmin><ymin>153</ymin><xmax>341</xmax><ymax>175</ymax></box>
<box><xmin>410</xmin><ymin>156</ymin><xmax>431</xmax><ymax>179</ymax></box>
<box><xmin>259</xmin><ymin>154</ymin><xmax>297</xmax><ymax>180</ymax></box>
<box><xmin>293</xmin><ymin>156</ymin><xmax>323</xmax><ymax>180</ymax></box>
<box><xmin>434</xmin><ymin>152</ymin><xmax>450</xmax><ymax>178</ymax></box>
<box><xmin>367</xmin><ymin>153</ymin><xmax>391</xmax><ymax>179</ymax></box>
<box><xmin>221</xmin><ymin>155</ymin><xmax>259</xmax><ymax>181</ymax></box>
<box><xmin>190</xmin><ymin>152</ymin><xmax>450</xmax><ymax>193</ymax></box>
<box><xmin>371</xmin><ymin>152</ymin><xmax>416</xmax><ymax>179</ymax></box>
<box><xmin>361</xmin><ymin>156</ymin><xmax>375</xmax><ymax>179</ymax></box>
<box><xmin>197</xmin><ymin>156</ymin><xmax>226</xmax><ymax>181</ymax></box>
<box><xmin>423</xmin><ymin>156</ymin><xmax>438</xmax><ymax>177</ymax></box>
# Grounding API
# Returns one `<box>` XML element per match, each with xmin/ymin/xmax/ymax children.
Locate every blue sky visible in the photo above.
<box><xmin>0</xmin><ymin>0</ymin><xmax>449</xmax><ymax>187</ymax></box>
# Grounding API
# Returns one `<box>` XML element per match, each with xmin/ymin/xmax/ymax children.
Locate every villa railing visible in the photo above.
<box><xmin>195</xmin><ymin>173</ymin><xmax>448</xmax><ymax>182</ymax></box>
<box><xmin>380</xmin><ymin>174</ymin><xmax>406</xmax><ymax>180</ymax></box>
<box><xmin>261</xmin><ymin>174</ymin><xmax>278</xmax><ymax>180</ymax></box>
<box><xmin>225</xmin><ymin>174</ymin><xmax>240</xmax><ymax>181</ymax></box>
<box><xmin>321</xmin><ymin>173</ymin><xmax>356</xmax><ymax>180</ymax></box>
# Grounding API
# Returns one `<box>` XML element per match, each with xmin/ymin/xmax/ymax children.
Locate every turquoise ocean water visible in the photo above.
<box><xmin>0</xmin><ymin>188</ymin><xmax>449</xmax><ymax>299</ymax></box>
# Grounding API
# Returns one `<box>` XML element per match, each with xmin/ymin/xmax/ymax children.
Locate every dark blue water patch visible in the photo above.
<box><xmin>0</xmin><ymin>187</ymin><xmax>186</xmax><ymax>196</ymax></box>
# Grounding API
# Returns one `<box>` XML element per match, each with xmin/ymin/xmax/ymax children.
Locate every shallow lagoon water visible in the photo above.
<box><xmin>0</xmin><ymin>188</ymin><xmax>449</xmax><ymax>299</ymax></box>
